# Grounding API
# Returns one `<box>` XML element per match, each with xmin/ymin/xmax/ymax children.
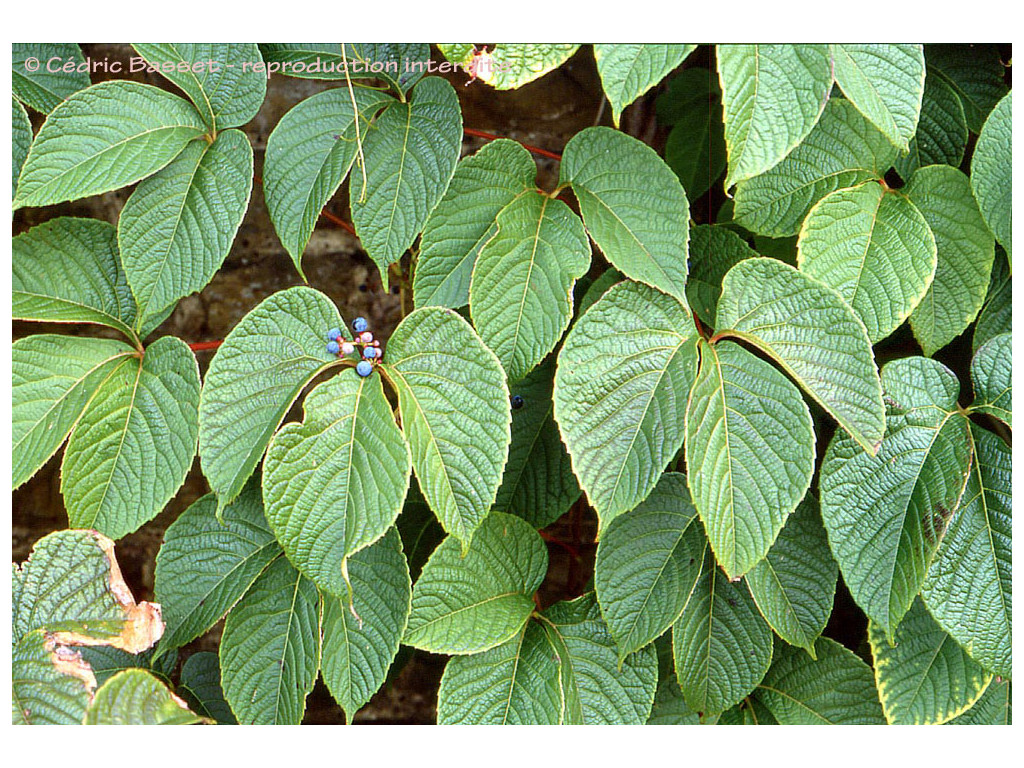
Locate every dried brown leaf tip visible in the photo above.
<box><xmin>47</xmin><ymin>634</ymin><xmax>98</xmax><ymax>695</ymax></box>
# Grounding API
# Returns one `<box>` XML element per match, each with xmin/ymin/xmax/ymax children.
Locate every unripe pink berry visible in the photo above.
<box><xmin>341</xmin><ymin>342</ymin><xmax>355</xmax><ymax>355</ymax></box>
<box><xmin>360</xmin><ymin>331</ymin><xmax>374</xmax><ymax>343</ymax></box>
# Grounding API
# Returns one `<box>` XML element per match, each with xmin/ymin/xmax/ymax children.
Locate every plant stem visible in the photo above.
<box><xmin>463</xmin><ymin>127</ymin><xmax>562</xmax><ymax>161</ymax></box>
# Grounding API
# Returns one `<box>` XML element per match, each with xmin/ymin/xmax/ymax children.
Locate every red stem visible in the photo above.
<box><xmin>538</xmin><ymin>529</ymin><xmax>581</xmax><ymax>560</ymax></box>
<box><xmin>319</xmin><ymin>208</ymin><xmax>357</xmax><ymax>235</ymax></box>
<box><xmin>188</xmin><ymin>340</ymin><xmax>223</xmax><ymax>352</ymax></box>
<box><xmin>463</xmin><ymin>127</ymin><xmax>563</xmax><ymax>161</ymax></box>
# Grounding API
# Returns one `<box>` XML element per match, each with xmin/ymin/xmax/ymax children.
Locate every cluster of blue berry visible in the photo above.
<box><xmin>327</xmin><ymin>317</ymin><xmax>381</xmax><ymax>377</ymax></box>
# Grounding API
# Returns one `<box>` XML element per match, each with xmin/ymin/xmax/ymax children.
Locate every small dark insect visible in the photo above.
<box><xmin>510</xmin><ymin>395</ymin><xmax>525</xmax><ymax>410</ymax></box>
<box><xmin>727</xmin><ymin>597</ymin><xmax>738</xmax><ymax>608</ymax></box>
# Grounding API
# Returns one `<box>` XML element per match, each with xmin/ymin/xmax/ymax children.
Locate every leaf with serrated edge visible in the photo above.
<box><xmin>85</xmin><ymin>669</ymin><xmax>202</xmax><ymax>724</ymax></box>
<box><xmin>969</xmin><ymin>333</ymin><xmax>1011</xmax><ymax>427</ymax></box>
<box><xmin>13</xmin><ymin>97</ymin><xmax>31</xmax><ymax>196</ymax></box>
<box><xmin>971</xmin><ymin>92</ymin><xmax>1012</xmax><ymax>263</ymax></box>
<box><xmin>974</xmin><ymin>249</ymin><xmax>1011</xmax><ymax>354</ymax></box>
<box><xmin>926</xmin><ymin>44</ymin><xmax>1008</xmax><ymax>133</ymax></box>
<box><xmin>438</xmin><ymin>44</ymin><xmax>580</xmax><ymax>90</ymax></box>
<box><xmin>593</xmin><ymin>44</ymin><xmax>696</xmax><ymax>126</ymax></box>
<box><xmin>13</xmin><ymin>631</ymin><xmax>95</xmax><ymax>725</ymax></box>
<box><xmin>12</xmin><ymin>43</ymin><xmax>91</xmax><ymax>113</ymax></box>
<box><xmin>177</xmin><ymin>652</ymin><xmax>236</xmax><ymax>724</ymax></box>
<box><xmin>948</xmin><ymin>679</ymin><xmax>1011</xmax><ymax>725</ymax></box>
<box><xmin>661</xmin><ymin>70</ymin><xmax>727</xmax><ymax>202</ymax></box>
<box><xmin>686</xmin><ymin>224</ymin><xmax>757</xmax><ymax>329</ymax></box>
<box><xmin>894</xmin><ymin>73</ymin><xmax>968</xmax><ymax>182</ymax></box>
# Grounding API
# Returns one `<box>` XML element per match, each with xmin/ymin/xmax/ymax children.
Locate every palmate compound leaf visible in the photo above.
<box><xmin>154</xmin><ymin>482</ymin><xmax>282</xmax><ymax>653</ymax></box>
<box><xmin>685</xmin><ymin>224</ymin><xmax>757</xmax><ymax>329</ymax></box>
<box><xmin>592</xmin><ymin>44</ymin><xmax>696</xmax><ymax>127</ymax></box>
<box><xmin>971</xmin><ymin>91</ymin><xmax>1012</xmax><ymax>265</ymax></box>
<box><xmin>14</xmin><ymin>80</ymin><xmax>207</xmax><ymax>209</ymax></box>
<box><xmin>949</xmin><ymin>679</ymin><xmax>1011</xmax><ymax>725</ymax></box>
<box><xmin>594</xmin><ymin>472</ymin><xmax>705</xmax><ymax>660</ymax></box>
<box><xmin>470</xmin><ymin>190</ymin><xmax>591</xmax><ymax>381</ymax></box>
<box><xmin>746</xmin><ymin>495</ymin><xmax>838</xmax><ymax>657</ymax></box>
<box><xmin>830</xmin><ymin>44</ymin><xmax>925</xmax><ymax>152</ymax></box>
<box><xmin>671</xmin><ymin>552</ymin><xmax>774</xmax><ymax>715</ymax></box>
<box><xmin>383</xmin><ymin>307</ymin><xmax>511</xmax><ymax>549</ymax></box>
<box><xmin>755</xmin><ymin>637</ymin><xmax>885</xmax><ymax>724</ymax></box>
<box><xmin>13</xmin><ymin>97</ymin><xmax>30</xmax><ymax>196</ymax></box>
<box><xmin>969</xmin><ymin>333</ymin><xmax>1011</xmax><ymax>427</ymax></box>
<box><xmin>893</xmin><ymin>72</ymin><xmax>968</xmax><ymax>182</ymax></box>
<box><xmin>685</xmin><ymin>339</ymin><xmax>815</xmax><ymax>578</ymax></box>
<box><xmin>438</xmin><ymin>44</ymin><xmax>580</xmax><ymax>90</ymax></box>
<box><xmin>350</xmin><ymin>77</ymin><xmax>462</xmax><ymax>276</ymax></box>
<box><xmin>869</xmin><ymin>597</ymin><xmax>992</xmax><ymax>725</ymax></box>
<box><xmin>263</xmin><ymin>86</ymin><xmax>394</xmax><ymax>276</ymax></box>
<box><xmin>199</xmin><ymin>286</ymin><xmax>343</xmax><ymax>512</ymax></box>
<box><xmin>554</xmin><ymin>281</ymin><xmax>699</xmax><ymax>530</ymax></box>
<box><xmin>61</xmin><ymin>336</ymin><xmax>200</xmax><ymax>540</ymax></box>
<box><xmin>414</xmin><ymin>139</ymin><xmax>537</xmax><ymax>309</ymax></box>
<box><xmin>819</xmin><ymin>356</ymin><xmax>973</xmax><ymax>639</ymax></box>
<box><xmin>797</xmin><ymin>181</ymin><xmax>937</xmax><ymax>343</ymax></box>
<box><xmin>404</xmin><ymin>512</ymin><xmax>546</xmax><ymax>655</ymax></box>
<box><xmin>321</xmin><ymin>528</ymin><xmax>411</xmax><ymax>722</ymax></box>
<box><xmin>219</xmin><ymin>557</ymin><xmax>320</xmax><ymax>725</ymax></box>
<box><xmin>12</xmin><ymin>43</ymin><xmax>91</xmax><ymax>114</ymax></box>
<box><xmin>905</xmin><ymin>165</ymin><xmax>996</xmax><ymax>356</ymax></box>
<box><xmin>561</xmin><ymin>126</ymin><xmax>690</xmax><ymax>306</ymax></box>
<box><xmin>733</xmin><ymin>99</ymin><xmax>899</xmax><ymax>238</ymax></box>
<box><xmin>84</xmin><ymin>669</ymin><xmax>203</xmax><ymax>725</ymax></box>
<box><xmin>716</xmin><ymin>257</ymin><xmax>885</xmax><ymax>454</ymax></box>
<box><xmin>922</xmin><ymin>422</ymin><xmax>1011</xmax><ymax>679</ymax></box>
<box><xmin>716</xmin><ymin>44</ymin><xmax>833</xmax><ymax>189</ymax></box>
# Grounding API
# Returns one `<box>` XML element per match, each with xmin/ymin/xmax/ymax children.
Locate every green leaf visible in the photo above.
<box><xmin>971</xmin><ymin>91</ymin><xmax>1012</xmax><ymax>263</ymax></box>
<box><xmin>396</xmin><ymin>482</ymin><xmax>444</xmax><ymax>582</ymax></box>
<box><xmin>131</xmin><ymin>44</ymin><xmax>267</xmax><ymax>130</ymax></box>
<box><xmin>660</xmin><ymin>70</ymin><xmax>727</xmax><ymax>201</ymax></box>
<box><xmin>949</xmin><ymin>679</ymin><xmax>1011</xmax><ymax>725</ymax></box>
<box><xmin>831</xmin><ymin>44</ymin><xmax>925</xmax><ymax>152</ymax></box>
<box><xmin>970</xmin><ymin>333</ymin><xmax>1012</xmax><ymax>426</ymax></box>
<box><xmin>495</xmin><ymin>358</ymin><xmax>581</xmax><ymax>528</ymax></box>
<box><xmin>746</xmin><ymin>496</ymin><xmax>837</xmax><ymax>656</ymax></box>
<box><xmin>199</xmin><ymin>287</ymin><xmax>341</xmax><ymax>510</ymax></box>
<box><xmin>154</xmin><ymin>483</ymin><xmax>282</xmax><ymax>653</ymax></box>
<box><xmin>12</xmin><ymin>43</ymin><xmax>91</xmax><ymax>113</ymax></box>
<box><xmin>733</xmin><ymin>99</ymin><xmax>898</xmax><ymax>238</ymax></box>
<box><xmin>321</xmin><ymin>528</ymin><xmax>411</xmax><ymax>721</ymax></box>
<box><xmin>893</xmin><ymin>73</ymin><xmax>968</xmax><ymax>182</ymax></box>
<box><xmin>263</xmin><ymin>370</ymin><xmax>410</xmax><ymax>598</ymax></box>
<box><xmin>717</xmin><ymin>257</ymin><xmax>885</xmax><ymax>453</ymax></box>
<box><xmin>905</xmin><ymin>165</ymin><xmax>996</xmax><ymax>355</ymax></box>
<box><xmin>671</xmin><ymin>553</ymin><xmax>774</xmax><ymax>715</ymax></box>
<box><xmin>79</xmin><ymin>645</ymin><xmax>176</xmax><ymax>687</ymax></box>
<box><xmin>819</xmin><ymin>357</ymin><xmax>973</xmax><ymax>638</ymax></box>
<box><xmin>259</xmin><ymin>44</ymin><xmax>429</xmax><ymax>90</ymax></box>
<box><xmin>177</xmin><ymin>652</ymin><xmax>236</xmax><ymax>724</ymax></box>
<box><xmin>974</xmin><ymin>248</ymin><xmax>1011</xmax><ymax>353</ymax></box>
<box><xmin>404</xmin><ymin>512</ymin><xmax>546</xmax><ymax>655</ymax></box>
<box><xmin>345</xmin><ymin>43</ymin><xmax>431</xmax><ymax>93</ymax></box>
<box><xmin>62</xmin><ymin>336</ymin><xmax>200</xmax><ymax>540</ymax></box>
<box><xmin>263</xmin><ymin>86</ymin><xmax>393</xmax><ymax>276</ymax></box>
<box><xmin>13</xmin><ymin>217</ymin><xmax>138</xmax><ymax>338</ymax></box>
<box><xmin>437</xmin><ymin>621</ymin><xmax>562</xmax><ymax>724</ymax></box>
<box><xmin>594</xmin><ymin>473</ymin><xmax>705</xmax><ymax>659</ymax></box>
<box><xmin>351</xmin><ymin>77</ymin><xmax>462</xmax><ymax>275</ymax></box>
<box><xmin>13</xmin><ymin>335</ymin><xmax>134</xmax><ymax>490</ymax></box>
<box><xmin>13</xmin><ymin>631</ymin><xmax>94</xmax><ymax>725</ymax></box>
<box><xmin>756</xmin><ymin>637</ymin><xmax>885</xmax><ymax>724</ymax></box>
<box><xmin>415</xmin><ymin>139</ymin><xmax>537</xmax><ymax>309</ymax></box>
<box><xmin>647</xmin><ymin>674</ymin><xmax>704</xmax><ymax>724</ymax></box>
<box><xmin>219</xmin><ymin>557</ymin><xmax>320</xmax><ymax>725</ymax></box>
<box><xmin>922</xmin><ymin>423</ymin><xmax>1011</xmax><ymax>679</ymax></box>
<box><xmin>554</xmin><ymin>281</ymin><xmax>699</xmax><ymax>529</ymax></box>
<box><xmin>119</xmin><ymin>129</ymin><xmax>253</xmax><ymax>328</ymax></box>
<box><xmin>926</xmin><ymin>44</ymin><xmax>1008</xmax><ymax>133</ymax></box>
<box><xmin>717</xmin><ymin>696</ymin><xmax>778</xmax><ymax>725</ymax></box>
<box><xmin>85</xmin><ymin>669</ymin><xmax>202</xmax><ymax>725</ymax></box>
<box><xmin>797</xmin><ymin>182</ymin><xmax>937</xmax><ymax>342</ymax></box>
<box><xmin>870</xmin><ymin>598</ymin><xmax>992</xmax><ymax>725</ymax></box>
<box><xmin>686</xmin><ymin>340</ymin><xmax>815</xmax><ymax>577</ymax></box>
<box><xmin>717</xmin><ymin>44</ymin><xmax>833</xmax><ymax>189</ymax></box>
<box><xmin>471</xmin><ymin>191</ymin><xmax>591</xmax><ymax>380</ymax></box>
<box><xmin>438</xmin><ymin>44</ymin><xmax>580</xmax><ymax>90</ymax></box>
<box><xmin>12</xmin><ymin>97</ymin><xmax>31</xmax><ymax>196</ymax></box>
<box><xmin>14</xmin><ymin>81</ymin><xmax>207</xmax><ymax>209</ymax></box>
<box><xmin>593</xmin><ymin>44</ymin><xmax>696</xmax><ymax>126</ymax></box>
<box><xmin>383</xmin><ymin>307</ymin><xmax>510</xmax><ymax>548</ymax></box>
<box><xmin>686</xmin><ymin>224</ymin><xmax>757</xmax><ymax>328</ymax></box>
<box><xmin>561</xmin><ymin>126</ymin><xmax>690</xmax><ymax>306</ymax></box>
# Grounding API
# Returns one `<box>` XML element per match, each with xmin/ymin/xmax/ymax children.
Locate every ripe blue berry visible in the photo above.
<box><xmin>341</xmin><ymin>342</ymin><xmax>355</xmax><ymax>355</ymax></box>
<box><xmin>511</xmin><ymin>395</ymin><xmax>525</xmax><ymax>410</ymax></box>
<box><xmin>327</xmin><ymin>327</ymin><xmax>342</xmax><ymax>342</ymax></box>
<box><xmin>363</xmin><ymin>347</ymin><xmax>378</xmax><ymax>360</ymax></box>
<box><xmin>356</xmin><ymin>360</ymin><xmax>373</xmax><ymax>377</ymax></box>
<box><xmin>352</xmin><ymin>317</ymin><xmax>368</xmax><ymax>334</ymax></box>
<box><xmin>327</xmin><ymin>341</ymin><xmax>340</xmax><ymax>355</ymax></box>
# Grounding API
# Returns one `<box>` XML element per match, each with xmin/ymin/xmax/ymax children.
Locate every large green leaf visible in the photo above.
<box><xmin>686</xmin><ymin>340</ymin><xmax>815</xmax><ymax>577</ymax></box>
<box><xmin>12</xmin><ymin>43</ymin><xmax>91</xmax><ymax>113</ymax></box>
<box><xmin>198</xmin><ymin>287</ymin><xmax>342</xmax><ymax>511</ymax></box>
<box><xmin>554</xmin><ymin>281</ymin><xmax>698</xmax><ymax>529</ymax></box>
<box><xmin>831</xmin><ymin>44</ymin><xmax>924</xmax><ymax>152</ymax></box>
<box><xmin>13</xmin><ymin>217</ymin><xmax>138</xmax><ymax>338</ymax></box>
<box><xmin>350</xmin><ymin>77</ymin><xmax>462</xmax><ymax>275</ymax></box>
<box><xmin>870</xmin><ymin>598</ymin><xmax>992</xmax><ymax>725</ymax></box>
<box><xmin>13</xmin><ymin>630</ymin><xmax>95</xmax><ymax>725</ymax></box>
<box><xmin>415</xmin><ymin>139</ymin><xmax>536</xmax><ymax>309</ymax></box>
<box><xmin>756</xmin><ymin>637</ymin><xmax>885</xmax><ymax>724</ymax></box>
<box><xmin>470</xmin><ymin>191</ymin><xmax>591</xmax><ymax>380</ymax></box>
<box><xmin>383</xmin><ymin>307</ymin><xmax>510</xmax><ymax>549</ymax></box>
<box><xmin>797</xmin><ymin>181</ymin><xmax>937</xmax><ymax>343</ymax></box>
<box><xmin>969</xmin><ymin>333</ymin><xmax>1011</xmax><ymax>427</ymax></box>
<box><xmin>14</xmin><ymin>81</ymin><xmax>207</xmax><ymax>209</ymax></box>
<box><xmin>263</xmin><ymin>86</ymin><xmax>393</xmax><ymax>275</ymax></box>
<box><xmin>154</xmin><ymin>483</ymin><xmax>282</xmax><ymax>653</ymax></box>
<box><xmin>974</xmin><ymin>249</ymin><xmax>1011</xmax><ymax>353</ymax></box>
<box><xmin>219</xmin><ymin>557</ymin><xmax>320</xmax><ymax>725</ymax></box>
<box><xmin>263</xmin><ymin>370</ymin><xmax>410</xmax><ymax>598</ymax></box>
<box><xmin>177</xmin><ymin>652</ymin><xmax>236</xmax><ymax>724</ymax></box>
<box><xmin>685</xmin><ymin>224</ymin><xmax>756</xmax><ymax>328</ymax></box>
<box><xmin>926</xmin><ymin>44</ymin><xmax>1008</xmax><ymax>133</ymax></box>
<box><xmin>594</xmin><ymin>473</ymin><xmax>705</xmax><ymax>659</ymax></box>
<box><xmin>12</xmin><ymin>97</ymin><xmax>30</xmax><ymax>196</ymax></box>
<box><xmin>78</xmin><ymin>645</ymin><xmax>176</xmax><ymax>687</ymax></box>
<box><xmin>893</xmin><ymin>73</ymin><xmax>968</xmax><ymax>182</ymax></box>
<box><xmin>12</xmin><ymin>335</ymin><xmax>134</xmax><ymax>490</ymax></box>
<box><xmin>593</xmin><ymin>44</ymin><xmax>696</xmax><ymax>126</ymax></box>
<box><xmin>716</xmin><ymin>257</ymin><xmax>885</xmax><ymax>453</ymax></box>
<box><xmin>259</xmin><ymin>44</ymin><xmax>428</xmax><ymax>91</ymax></box>
<box><xmin>717</xmin><ymin>44</ymin><xmax>832</xmax><ymax>189</ymax></box>
<box><xmin>437</xmin><ymin>44</ymin><xmax>580</xmax><ymax>90</ymax></box>
<box><xmin>906</xmin><ymin>165</ymin><xmax>996</xmax><ymax>356</ymax></box>
<box><xmin>321</xmin><ymin>528</ymin><xmax>411</xmax><ymax>722</ymax></box>
<box><xmin>84</xmin><ymin>669</ymin><xmax>202</xmax><ymax>725</ymax></box>
<box><xmin>819</xmin><ymin>357</ymin><xmax>973</xmax><ymax>638</ymax></box>
<box><xmin>647</xmin><ymin>674</ymin><xmax>705</xmax><ymax>725</ymax></box>
<box><xmin>561</xmin><ymin>126</ymin><xmax>690</xmax><ymax>305</ymax></box>
<box><xmin>971</xmin><ymin>91</ymin><xmax>1012</xmax><ymax>263</ymax></box>
<box><xmin>119</xmin><ymin>129</ymin><xmax>253</xmax><ymax>328</ymax></box>
<box><xmin>922</xmin><ymin>423</ymin><xmax>1011</xmax><ymax>679</ymax></box>
<box><xmin>61</xmin><ymin>336</ymin><xmax>200</xmax><ymax>540</ymax></box>
<box><xmin>733</xmin><ymin>99</ymin><xmax>898</xmax><ymax>238</ymax></box>
<box><xmin>404</xmin><ymin>512</ymin><xmax>546</xmax><ymax>655</ymax></box>
<box><xmin>949</xmin><ymin>680</ymin><xmax>1011</xmax><ymax>725</ymax></box>
<box><xmin>658</xmin><ymin>69</ymin><xmax>727</xmax><ymax>201</ymax></box>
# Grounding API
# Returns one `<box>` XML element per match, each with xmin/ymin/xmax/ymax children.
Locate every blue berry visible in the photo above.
<box><xmin>356</xmin><ymin>360</ymin><xmax>373</xmax><ymax>377</ymax></box>
<box><xmin>363</xmin><ymin>346</ymin><xmax>378</xmax><ymax>360</ymax></box>
<box><xmin>511</xmin><ymin>395</ymin><xmax>525</xmax><ymax>410</ymax></box>
<box><xmin>327</xmin><ymin>341</ymin><xmax>340</xmax><ymax>355</ymax></box>
<box><xmin>352</xmin><ymin>317</ymin><xmax>368</xmax><ymax>334</ymax></box>
<box><xmin>327</xmin><ymin>327</ymin><xmax>342</xmax><ymax>342</ymax></box>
